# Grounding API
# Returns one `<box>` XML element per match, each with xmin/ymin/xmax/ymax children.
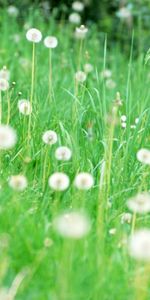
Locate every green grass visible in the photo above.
<box><xmin>0</xmin><ymin>6</ymin><xmax>150</xmax><ymax>300</ymax></box>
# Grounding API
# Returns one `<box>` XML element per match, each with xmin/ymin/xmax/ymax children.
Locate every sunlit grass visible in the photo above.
<box><xmin>0</xmin><ymin>6</ymin><xmax>150</xmax><ymax>300</ymax></box>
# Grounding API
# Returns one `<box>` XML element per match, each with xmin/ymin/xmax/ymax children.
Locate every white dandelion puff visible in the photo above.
<box><xmin>0</xmin><ymin>125</ymin><xmax>17</xmax><ymax>150</ymax></box>
<box><xmin>84</xmin><ymin>63</ymin><xmax>93</xmax><ymax>74</ymax></box>
<box><xmin>75</xmin><ymin>70</ymin><xmax>87</xmax><ymax>83</ymax></box>
<box><xmin>120</xmin><ymin>115</ymin><xmax>127</xmax><ymax>122</ymax></box>
<box><xmin>135</xmin><ymin>117</ymin><xmax>139</xmax><ymax>124</ymax></box>
<box><xmin>121</xmin><ymin>212</ymin><xmax>132</xmax><ymax>224</ymax></box>
<box><xmin>74</xmin><ymin>172</ymin><xmax>94</xmax><ymax>190</ymax></box>
<box><xmin>48</xmin><ymin>172</ymin><xmax>70</xmax><ymax>191</ymax></box>
<box><xmin>26</xmin><ymin>28</ymin><xmax>42</xmax><ymax>43</ymax></box>
<box><xmin>116</xmin><ymin>7</ymin><xmax>131</xmax><ymax>19</ymax></box>
<box><xmin>105</xmin><ymin>79</ymin><xmax>116</xmax><ymax>89</ymax></box>
<box><xmin>7</xmin><ymin>5</ymin><xmax>19</xmax><ymax>17</ymax></box>
<box><xmin>109</xmin><ymin>228</ymin><xmax>116</xmax><ymax>235</ymax></box>
<box><xmin>69</xmin><ymin>12</ymin><xmax>81</xmax><ymax>25</ymax></box>
<box><xmin>0</xmin><ymin>79</ymin><xmax>9</xmax><ymax>91</ymax></box>
<box><xmin>8</xmin><ymin>175</ymin><xmax>28</xmax><ymax>191</ymax></box>
<box><xmin>0</xmin><ymin>67</ymin><xmax>10</xmax><ymax>81</ymax></box>
<box><xmin>75</xmin><ymin>25</ymin><xmax>88</xmax><ymax>39</ymax></box>
<box><xmin>18</xmin><ymin>99</ymin><xmax>32</xmax><ymax>115</ymax></box>
<box><xmin>101</xmin><ymin>69</ymin><xmax>112</xmax><ymax>79</ymax></box>
<box><xmin>127</xmin><ymin>192</ymin><xmax>150</xmax><ymax>214</ymax></box>
<box><xmin>44</xmin><ymin>36</ymin><xmax>58</xmax><ymax>48</ymax></box>
<box><xmin>72</xmin><ymin>1</ymin><xmax>84</xmax><ymax>12</ymax></box>
<box><xmin>121</xmin><ymin>122</ymin><xmax>126</xmax><ymax>129</ymax></box>
<box><xmin>136</xmin><ymin>148</ymin><xmax>150</xmax><ymax>165</ymax></box>
<box><xmin>42</xmin><ymin>130</ymin><xmax>57</xmax><ymax>145</ymax></box>
<box><xmin>129</xmin><ymin>229</ymin><xmax>150</xmax><ymax>261</ymax></box>
<box><xmin>53</xmin><ymin>211</ymin><xmax>91</xmax><ymax>239</ymax></box>
<box><xmin>55</xmin><ymin>146</ymin><xmax>72</xmax><ymax>161</ymax></box>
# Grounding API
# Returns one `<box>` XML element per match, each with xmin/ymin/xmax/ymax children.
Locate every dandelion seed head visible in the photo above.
<box><xmin>105</xmin><ymin>79</ymin><xmax>116</xmax><ymax>89</ymax></box>
<box><xmin>7</xmin><ymin>5</ymin><xmax>19</xmax><ymax>17</ymax></box>
<box><xmin>75</xmin><ymin>70</ymin><xmax>87</xmax><ymax>83</ymax></box>
<box><xmin>72</xmin><ymin>1</ymin><xmax>84</xmax><ymax>12</ymax></box>
<box><xmin>121</xmin><ymin>212</ymin><xmax>132</xmax><ymax>224</ymax></box>
<box><xmin>74</xmin><ymin>172</ymin><xmax>94</xmax><ymax>190</ymax></box>
<box><xmin>48</xmin><ymin>172</ymin><xmax>70</xmax><ymax>191</ymax></box>
<box><xmin>75</xmin><ymin>25</ymin><xmax>88</xmax><ymax>39</ymax></box>
<box><xmin>121</xmin><ymin>122</ymin><xmax>126</xmax><ymax>129</ymax></box>
<box><xmin>109</xmin><ymin>228</ymin><xmax>116</xmax><ymax>235</ymax></box>
<box><xmin>26</xmin><ymin>28</ymin><xmax>42</xmax><ymax>43</ymax></box>
<box><xmin>8</xmin><ymin>175</ymin><xmax>28</xmax><ymax>191</ymax></box>
<box><xmin>44</xmin><ymin>36</ymin><xmax>58</xmax><ymax>48</ymax></box>
<box><xmin>135</xmin><ymin>117</ymin><xmax>139</xmax><ymax>124</ymax></box>
<box><xmin>53</xmin><ymin>211</ymin><xmax>91</xmax><ymax>239</ymax></box>
<box><xmin>42</xmin><ymin>130</ymin><xmax>57</xmax><ymax>145</ymax></box>
<box><xmin>84</xmin><ymin>63</ymin><xmax>93</xmax><ymax>74</ymax></box>
<box><xmin>137</xmin><ymin>148</ymin><xmax>150</xmax><ymax>165</ymax></box>
<box><xmin>55</xmin><ymin>146</ymin><xmax>72</xmax><ymax>161</ymax></box>
<box><xmin>0</xmin><ymin>79</ymin><xmax>9</xmax><ymax>91</ymax></box>
<box><xmin>127</xmin><ymin>192</ymin><xmax>150</xmax><ymax>214</ymax></box>
<box><xmin>120</xmin><ymin>115</ymin><xmax>127</xmax><ymax>122</ymax></box>
<box><xmin>0</xmin><ymin>125</ymin><xmax>17</xmax><ymax>150</ymax></box>
<box><xmin>0</xmin><ymin>67</ymin><xmax>10</xmax><ymax>81</ymax></box>
<box><xmin>18</xmin><ymin>99</ymin><xmax>32</xmax><ymax>115</ymax></box>
<box><xmin>101</xmin><ymin>69</ymin><xmax>112</xmax><ymax>79</ymax></box>
<box><xmin>129</xmin><ymin>229</ymin><xmax>150</xmax><ymax>261</ymax></box>
<box><xmin>116</xmin><ymin>7</ymin><xmax>131</xmax><ymax>19</ymax></box>
<box><xmin>69</xmin><ymin>12</ymin><xmax>81</xmax><ymax>24</ymax></box>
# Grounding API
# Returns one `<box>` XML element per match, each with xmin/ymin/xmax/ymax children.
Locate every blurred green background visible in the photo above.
<box><xmin>1</xmin><ymin>0</ymin><xmax>150</xmax><ymax>53</ymax></box>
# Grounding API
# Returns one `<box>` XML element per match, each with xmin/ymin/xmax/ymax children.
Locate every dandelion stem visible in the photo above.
<box><xmin>7</xmin><ymin>90</ymin><xmax>10</xmax><ymax>124</ymax></box>
<box><xmin>28</xmin><ymin>42</ymin><xmax>35</xmax><ymax>149</ymax></box>
<box><xmin>42</xmin><ymin>147</ymin><xmax>49</xmax><ymax>192</ymax></box>
<box><xmin>48</xmin><ymin>48</ymin><xmax>52</xmax><ymax>103</ymax></box>
<box><xmin>131</xmin><ymin>212</ymin><xmax>136</xmax><ymax>235</ymax></box>
<box><xmin>0</xmin><ymin>90</ymin><xmax>2</xmax><ymax>124</ymax></box>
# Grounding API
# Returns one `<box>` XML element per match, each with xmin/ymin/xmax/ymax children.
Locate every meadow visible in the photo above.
<box><xmin>0</xmin><ymin>3</ymin><xmax>150</xmax><ymax>300</ymax></box>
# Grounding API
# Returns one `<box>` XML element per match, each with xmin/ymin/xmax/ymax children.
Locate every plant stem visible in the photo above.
<box><xmin>28</xmin><ymin>42</ymin><xmax>35</xmax><ymax>149</ymax></box>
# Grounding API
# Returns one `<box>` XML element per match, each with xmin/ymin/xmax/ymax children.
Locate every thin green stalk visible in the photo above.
<box><xmin>28</xmin><ymin>42</ymin><xmax>35</xmax><ymax>148</ymax></box>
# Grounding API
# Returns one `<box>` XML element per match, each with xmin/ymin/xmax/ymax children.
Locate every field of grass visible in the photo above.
<box><xmin>0</xmin><ymin>5</ymin><xmax>150</xmax><ymax>300</ymax></box>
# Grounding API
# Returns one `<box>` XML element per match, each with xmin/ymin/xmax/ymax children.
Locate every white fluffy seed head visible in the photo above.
<box><xmin>135</xmin><ymin>117</ymin><xmax>139</xmax><ymax>124</ymax></box>
<box><xmin>105</xmin><ymin>79</ymin><xmax>116</xmax><ymax>89</ymax></box>
<box><xmin>72</xmin><ymin>1</ymin><xmax>84</xmax><ymax>12</ymax></box>
<box><xmin>8</xmin><ymin>175</ymin><xmax>28</xmax><ymax>191</ymax></box>
<box><xmin>127</xmin><ymin>192</ymin><xmax>150</xmax><ymax>214</ymax></box>
<box><xmin>0</xmin><ymin>125</ymin><xmax>17</xmax><ymax>150</ymax></box>
<box><xmin>129</xmin><ymin>229</ymin><xmax>150</xmax><ymax>261</ymax></box>
<box><xmin>0</xmin><ymin>68</ymin><xmax>10</xmax><ymax>81</ymax></box>
<box><xmin>18</xmin><ymin>99</ymin><xmax>32</xmax><ymax>115</ymax></box>
<box><xmin>74</xmin><ymin>172</ymin><xmax>94</xmax><ymax>190</ymax></box>
<box><xmin>7</xmin><ymin>5</ymin><xmax>19</xmax><ymax>17</ymax></box>
<box><xmin>109</xmin><ymin>228</ymin><xmax>116</xmax><ymax>235</ymax></box>
<box><xmin>48</xmin><ymin>172</ymin><xmax>70</xmax><ymax>191</ymax></box>
<box><xmin>121</xmin><ymin>212</ymin><xmax>132</xmax><ymax>224</ymax></box>
<box><xmin>75</xmin><ymin>25</ymin><xmax>88</xmax><ymax>39</ymax></box>
<box><xmin>42</xmin><ymin>130</ymin><xmax>57</xmax><ymax>145</ymax></box>
<box><xmin>136</xmin><ymin>148</ymin><xmax>150</xmax><ymax>165</ymax></box>
<box><xmin>116</xmin><ymin>7</ymin><xmax>131</xmax><ymax>19</ymax></box>
<box><xmin>84</xmin><ymin>63</ymin><xmax>93</xmax><ymax>74</ymax></box>
<box><xmin>120</xmin><ymin>115</ymin><xmax>127</xmax><ymax>122</ymax></box>
<box><xmin>26</xmin><ymin>28</ymin><xmax>42</xmax><ymax>43</ymax></box>
<box><xmin>55</xmin><ymin>146</ymin><xmax>72</xmax><ymax>161</ymax></box>
<box><xmin>69</xmin><ymin>12</ymin><xmax>81</xmax><ymax>24</ymax></box>
<box><xmin>101</xmin><ymin>69</ymin><xmax>112</xmax><ymax>79</ymax></box>
<box><xmin>75</xmin><ymin>71</ymin><xmax>87</xmax><ymax>83</ymax></box>
<box><xmin>0</xmin><ymin>79</ymin><xmax>9</xmax><ymax>91</ymax></box>
<box><xmin>53</xmin><ymin>211</ymin><xmax>91</xmax><ymax>239</ymax></box>
<box><xmin>121</xmin><ymin>122</ymin><xmax>126</xmax><ymax>129</ymax></box>
<box><xmin>44</xmin><ymin>36</ymin><xmax>58</xmax><ymax>48</ymax></box>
